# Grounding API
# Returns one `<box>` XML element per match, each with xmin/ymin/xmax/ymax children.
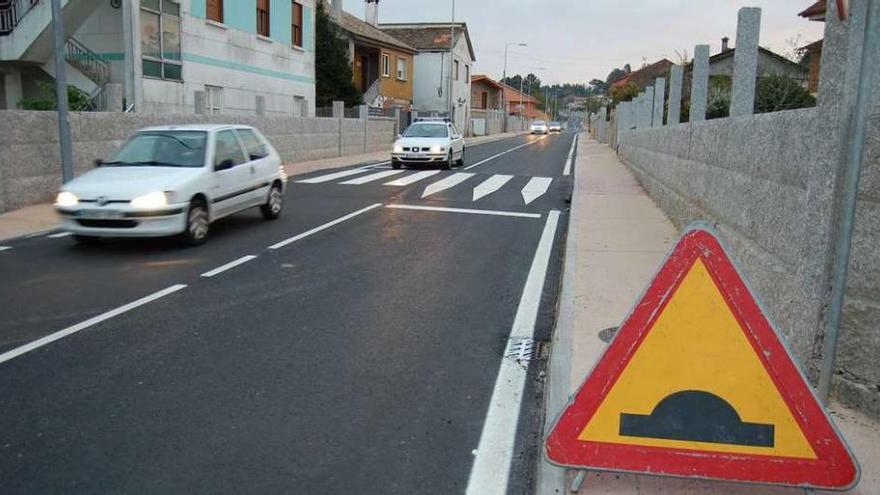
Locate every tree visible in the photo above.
<box><xmin>623</xmin><ymin>63</ymin><xmax>632</xmax><ymax>73</ymax></box>
<box><xmin>609</xmin><ymin>81</ymin><xmax>639</xmax><ymax>104</ymax></box>
<box><xmin>315</xmin><ymin>1</ymin><xmax>362</xmax><ymax>107</ymax></box>
<box><xmin>18</xmin><ymin>81</ymin><xmax>92</xmax><ymax>111</ymax></box>
<box><xmin>606</xmin><ymin>67</ymin><xmax>627</xmax><ymax>86</ymax></box>
<box><xmin>754</xmin><ymin>74</ymin><xmax>816</xmax><ymax>113</ymax></box>
<box><xmin>589</xmin><ymin>78</ymin><xmax>608</xmax><ymax>95</ymax></box>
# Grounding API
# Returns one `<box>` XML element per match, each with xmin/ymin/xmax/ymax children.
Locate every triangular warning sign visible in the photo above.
<box><xmin>546</xmin><ymin>227</ymin><xmax>860</xmax><ymax>490</ymax></box>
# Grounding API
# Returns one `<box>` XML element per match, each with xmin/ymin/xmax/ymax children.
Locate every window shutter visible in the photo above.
<box><xmin>206</xmin><ymin>0</ymin><xmax>223</xmax><ymax>22</ymax></box>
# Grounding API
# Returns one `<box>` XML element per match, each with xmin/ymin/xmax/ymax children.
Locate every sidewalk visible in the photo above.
<box><xmin>542</xmin><ymin>136</ymin><xmax>880</xmax><ymax>494</ymax></box>
<box><xmin>0</xmin><ymin>132</ymin><xmax>527</xmax><ymax>242</ymax></box>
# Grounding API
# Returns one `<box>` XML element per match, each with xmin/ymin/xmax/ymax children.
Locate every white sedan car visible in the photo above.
<box><xmin>391</xmin><ymin>120</ymin><xmax>465</xmax><ymax>170</ymax></box>
<box><xmin>55</xmin><ymin>124</ymin><xmax>286</xmax><ymax>245</ymax></box>
<box><xmin>530</xmin><ymin>120</ymin><xmax>549</xmax><ymax>135</ymax></box>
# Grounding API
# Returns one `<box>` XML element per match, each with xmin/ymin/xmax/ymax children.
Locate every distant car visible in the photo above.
<box><xmin>392</xmin><ymin>121</ymin><xmax>465</xmax><ymax>170</ymax></box>
<box><xmin>54</xmin><ymin>125</ymin><xmax>286</xmax><ymax>246</ymax></box>
<box><xmin>530</xmin><ymin>120</ymin><xmax>549</xmax><ymax>135</ymax></box>
<box><xmin>548</xmin><ymin>121</ymin><xmax>563</xmax><ymax>133</ymax></box>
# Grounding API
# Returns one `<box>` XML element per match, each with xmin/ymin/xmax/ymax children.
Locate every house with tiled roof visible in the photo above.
<box><xmin>379</xmin><ymin>21</ymin><xmax>476</xmax><ymax>131</ymax></box>
<box><xmin>798</xmin><ymin>1</ymin><xmax>827</xmax><ymax>93</ymax></box>
<box><xmin>610</xmin><ymin>59</ymin><xmax>675</xmax><ymax>92</ymax></box>
<box><xmin>326</xmin><ymin>0</ymin><xmax>417</xmax><ymax>110</ymax></box>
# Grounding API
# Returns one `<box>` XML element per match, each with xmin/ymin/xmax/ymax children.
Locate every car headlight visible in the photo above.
<box><xmin>130</xmin><ymin>191</ymin><xmax>169</xmax><ymax>209</ymax></box>
<box><xmin>431</xmin><ymin>145</ymin><xmax>447</xmax><ymax>154</ymax></box>
<box><xmin>393</xmin><ymin>144</ymin><xmax>404</xmax><ymax>153</ymax></box>
<box><xmin>55</xmin><ymin>191</ymin><xmax>78</xmax><ymax>208</ymax></box>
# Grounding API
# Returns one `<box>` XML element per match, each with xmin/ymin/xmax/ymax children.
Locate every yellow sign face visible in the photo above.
<box><xmin>578</xmin><ymin>260</ymin><xmax>816</xmax><ymax>459</ymax></box>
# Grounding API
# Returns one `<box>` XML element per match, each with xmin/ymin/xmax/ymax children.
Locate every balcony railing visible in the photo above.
<box><xmin>0</xmin><ymin>0</ymin><xmax>41</xmax><ymax>36</ymax></box>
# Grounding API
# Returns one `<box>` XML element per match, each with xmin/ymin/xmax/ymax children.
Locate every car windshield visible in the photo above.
<box><xmin>404</xmin><ymin>124</ymin><xmax>448</xmax><ymax>138</ymax></box>
<box><xmin>533</xmin><ymin>121</ymin><xmax>546</xmax><ymax>126</ymax></box>
<box><xmin>106</xmin><ymin>131</ymin><xmax>208</xmax><ymax>168</ymax></box>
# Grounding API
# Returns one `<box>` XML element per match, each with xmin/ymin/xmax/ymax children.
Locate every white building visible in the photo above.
<box><xmin>0</xmin><ymin>0</ymin><xmax>316</xmax><ymax>116</ymax></box>
<box><xmin>379</xmin><ymin>22</ymin><xmax>475</xmax><ymax>131</ymax></box>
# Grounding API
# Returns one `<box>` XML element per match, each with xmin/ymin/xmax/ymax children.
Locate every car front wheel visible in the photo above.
<box><xmin>261</xmin><ymin>183</ymin><xmax>283</xmax><ymax>220</ymax></box>
<box><xmin>441</xmin><ymin>152</ymin><xmax>453</xmax><ymax>170</ymax></box>
<box><xmin>180</xmin><ymin>199</ymin><xmax>209</xmax><ymax>246</ymax></box>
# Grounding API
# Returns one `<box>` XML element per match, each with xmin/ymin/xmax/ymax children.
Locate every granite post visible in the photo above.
<box><xmin>667</xmin><ymin>65</ymin><xmax>683</xmax><ymax>125</ymax></box>
<box><xmin>730</xmin><ymin>7</ymin><xmax>762</xmax><ymax>117</ymax></box>
<box><xmin>690</xmin><ymin>44</ymin><xmax>710</xmax><ymax>122</ymax></box>
<box><xmin>652</xmin><ymin>77</ymin><xmax>666</xmax><ymax>127</ymax></box>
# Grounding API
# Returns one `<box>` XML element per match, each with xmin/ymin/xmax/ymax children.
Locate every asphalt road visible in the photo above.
<box><xmin>0</xmin><ymin>130</ymin><xmax>579</xmax><ymax>494</ymax></box>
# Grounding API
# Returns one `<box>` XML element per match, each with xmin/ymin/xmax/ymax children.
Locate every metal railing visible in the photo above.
<box><xmin>65</xmin><ymin>36</ymin><xmax>110</xmax><ymax>86</ymax></box>
<box><xmin>363</xmin><ymin>78</ymin><xmax>381</xmax><ymax>107</ymax></box>
<box><xmin>0</xmin><ymin>0</ymin><xmax>42</xmax><ymax>35</ymax></box>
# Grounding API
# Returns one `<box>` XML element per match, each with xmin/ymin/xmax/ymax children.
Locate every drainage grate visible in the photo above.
<box><xmin>504</xmin><ymin>338</ymin><xmax>548</xmax><ymax>363</ymax></box>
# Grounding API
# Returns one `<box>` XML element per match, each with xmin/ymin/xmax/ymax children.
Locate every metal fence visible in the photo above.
<box><xmin>315</xmin><ymin>106</ymin><xmax>334</xmax><ymax>118</ymax></box>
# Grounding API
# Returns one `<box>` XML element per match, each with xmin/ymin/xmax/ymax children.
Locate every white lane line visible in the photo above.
<box><xmin>47</xmin><ymin>232</ymin><xmax>72</xmax><ymax>239</ymax></box>
<box><xmin>464</xmin><ymin>137</ymin><xmax>545</xmax><ymax>171</ymax></box>
<box><xmin>386</xmin><ymin>204</ymin><xmax>541</xmax><ymax>219</ymax></box>
<box><xmin>421</xmin><ymin>172</ymin><xmax>475</xmax><ymax>198</ymax></box>
<box><xmin>384</xmin><ymin>170</ymin><xmax>440</xmax><ymax>186</ymax></box>
<box><xmin>521</xmin><ymin>177</ymin><xmax>554</xmax><ymax>205</ymax></box>
<box><xmin>296</xmin><ymin>167</ymin><xmax>373</xmax><ymax>184</ymax></box>
<box><xmin>466</xmin><ymin>210</ymin><xmax>561</xmax><ymax>495</ymax></box>
<box><xmin>200</xmin><ymin>255</ymin><xmax>258</xmax><ymax>278</ymax></box>
<box><xmin>269</xmin><ymin>203</ymin><xmax>382</xmax><ymax>250</ymax></box>
<box><xmin>563</xmin><ymin>135</ymin><xmax>578</xmax><ymax>176</ymax></box>
<box><xmin>0</xmin><ymin>284</ymin><xmax>188</xmax><ymax>365</ymax></box>
<box><xmin>472</xmin><ymin>174</ymin><xmax>514</xmax><ymax>201</ymax></box>
<box><xmin>365</xmin><ymin>160</ymin><xmax>392</xmax><ymax>168</ymax></box>
<box><xmin>0</xmin><ymin>246</ymin><xmax>10</xmax><ymax>252</ymax></box>
<box><xmin>339</xmin><ymin>170</ymin><xmax>405</xmax><ymax>185</ymax></box>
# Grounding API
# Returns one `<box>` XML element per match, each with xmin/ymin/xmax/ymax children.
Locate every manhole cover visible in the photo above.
<box><xmin>504</xmin><ymin>338</ymin><xmax>548</xmax><ymax>363</ymax></box>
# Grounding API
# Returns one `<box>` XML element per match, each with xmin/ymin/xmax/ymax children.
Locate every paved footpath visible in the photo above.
<box><xmin>539</xmin><ymin>136</ymin><xmax>880</xmax><ymax>495</ymax></box>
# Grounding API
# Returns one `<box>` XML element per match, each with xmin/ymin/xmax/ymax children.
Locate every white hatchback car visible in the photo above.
<box><xmin>530</xmin><ymin>120</ymin><xmax>549</xmax><ymax>135</ymax></box>
<box><xmin>391</xmin><ymin>120</ymin><xmax>465</xmax><ymax>170</ymax></box>
<box><xmin>55</xmin><ymin>125</ymin><xmax>286</xmax><ymax>245</ymax></box>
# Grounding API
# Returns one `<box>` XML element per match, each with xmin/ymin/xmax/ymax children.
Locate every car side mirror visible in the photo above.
<box><xmin>94</xmin><ymin>158</ymin><xmax>104</xmax><ymax>167</ymax></box>
<box><xmin>215</xmin><ymin>159</ymin><xmax>235</xmax><ymax>172</ymax></box>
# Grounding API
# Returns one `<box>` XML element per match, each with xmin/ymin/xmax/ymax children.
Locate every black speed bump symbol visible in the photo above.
<box><xmin>619</xmin><ymin>390</ymin><xmax>775</xmax><ymax>447</ymax></box>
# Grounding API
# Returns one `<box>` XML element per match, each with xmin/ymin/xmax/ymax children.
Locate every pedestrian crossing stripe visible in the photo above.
<box><xmin>297</xmin><ymin>170</ymin><xmax>554</xmax><ymax>205</ymax></box>
<box><xmin>545</xmin><ymin>226</ymin><xmax>859</xmax><ymax>490</ymax></box>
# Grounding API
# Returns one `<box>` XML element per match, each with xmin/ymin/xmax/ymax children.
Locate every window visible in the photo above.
<box><xmin>481</xmin><ymin>91</ymin><xmax>488</xmax><ymax>109</ymax></box>
<box><xmin>293</xmin><ymin>95</ymin><xmax>306</xmax><ymax>116</ymax></box>
<box><xmin>396</xmin><ymin>56</ymin><xmax>407</xmax><ymax>81</ymax></box>
<box><xmin>214</xmin><ymin>130</ymin><xmax>247</xmax><ymax>168</ymax></box>
<box><xmin>381</xmin><ymin>53</ymin><xmax>390</xmax><ymax>77</ymax></box>
<box><xmin>257</xmin><ymin>0</ymin><xmax>270</xmax><ymax>37</ymax></box>
<box><xmin>206</xmin><ymin>0</ymin><xmax>223</xmax><ymax>23</ymax></box>
<box><xmin>206</xmin><ymin>85</ymin><xmax>223</xmax><ymax>114</ymax></box>
<box><xmin>140</xmin><ymin>0</ymin><xmax>182</xmax><ymax>81</ymax></box>
<box><xmin>291</xmin><ymin>1</ymin><xmax>303</xmax><ymax>47</ymax></box>
<box><xmin>237</xmin><ymin>129</ymin><xmax>270</xmax><ymax>160</ymax></box>
<box><xmin>454</xmin><ymin>60</ymin><xmax>459</xmax><ymax>81</ymax></box>
<box><xmin>466</xmin><ymin>64</ymin><xmax>470</xmax><ymax>81</ymax></box>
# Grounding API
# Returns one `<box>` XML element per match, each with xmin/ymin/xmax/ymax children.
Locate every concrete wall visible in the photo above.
<box><xmin>0</xmin><ymin>110</ymin><xmax>394</xmax><ymax>213</ymax></box>
<box><xmin>618</xmin><ymin>102</ymin><xmax>880</xmax><ymax>419</ymax></box>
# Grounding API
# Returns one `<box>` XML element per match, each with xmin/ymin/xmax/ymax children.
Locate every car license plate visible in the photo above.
<box><xmin>80</xmin><ymin>209</ymin><xmax>123</xmax><ymax>219</ymax></box>
<box><xmin>405</xmin><ymin>153</ymin><xmax>421</xmax><ymax>159</ymax></box>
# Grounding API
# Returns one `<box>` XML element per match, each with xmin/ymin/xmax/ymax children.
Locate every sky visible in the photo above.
<box><xmin>342</xmin><ymin>0</ymin><xmax>825</xmax><ymax>85</ymax></box>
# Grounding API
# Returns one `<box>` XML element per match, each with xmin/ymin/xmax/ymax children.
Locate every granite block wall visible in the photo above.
<box><xmin>0</xmin><ymin>111</ymin><xmax>395</xmax><ymax>212</ymax></box>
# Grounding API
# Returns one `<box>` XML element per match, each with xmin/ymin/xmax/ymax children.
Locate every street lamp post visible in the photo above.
<box><xmin>501</xmin><ymin>42</ymin><xmax>526</xmax><ymax>132</ymax></box>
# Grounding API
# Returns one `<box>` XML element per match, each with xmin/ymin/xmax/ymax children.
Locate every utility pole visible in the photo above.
<box><xmin>122</xmin><ymin>0</ymin><xmax>136</xmax><ymax>111</ymax></box>
<box><xmin>448</xmin><ymin>0</ymin><xmax>455</xmax><ymax>124</ymax></box>
<box><xmin>501</xmin><ymin>42</ymin><xmax>526</xmax><ymax>132</ymax></box>
<box><xmin>51</xmin><ymin>0</ymin><xmax>73</xmax><ymax>183</ymax></box>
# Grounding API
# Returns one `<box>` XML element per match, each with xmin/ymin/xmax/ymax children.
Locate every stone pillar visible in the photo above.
<box><xmin>333</xmin><ymin>101</ymin><xmax>344</xmax><ymax>156</ymax></box>
<box><xmin>690</xmin><ymin>44</ymin><xmax>710</xmax><ymax>122</ymax></box>
<box><xmin>643</xmin><ymin>87</ymin><xmax>654</xmax><ymax>128</ymax></box>
<box><xmin>667</xmin><ymin>65</ymin><xmax>683</xmax><ymax>125</ymax></box>
<box><xmin>652</xmin><ymin>77</ymin><xmax>666</xmax><ymax>127</ymax></box>
<box><xmin>729</xmin><ymin>7</ymin><xmax>761</xmax><ymax>117</ymax></box>
<box><xmin>104</xmin><ymin>83</ymin><xmax>124</xmax><ymax>112</ymax></box>
<box><xmin>3</xmin><ymin>71</ymin><xmax>23</xmax><ymax>110</ymax></box>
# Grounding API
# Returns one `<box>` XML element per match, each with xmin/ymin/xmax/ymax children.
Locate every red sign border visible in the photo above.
<box><xmin>545</xmin><ymin>226</ymin><xmax>860</xmax><ymax>490</ymax></box>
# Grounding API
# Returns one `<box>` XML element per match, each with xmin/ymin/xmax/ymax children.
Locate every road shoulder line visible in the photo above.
<box><xmin>466</xmin><ymin>210</ymin><xmax>561</xmax><ymax>495</ymax></box>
